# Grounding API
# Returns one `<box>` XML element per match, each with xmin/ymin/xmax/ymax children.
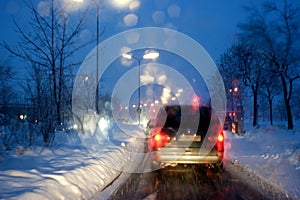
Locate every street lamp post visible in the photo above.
<box><xmin>95</xmin><ymin>0</ymin><xmax>100</xmax><ymax>114</ymax></box>
<box><xmin>73</xmin><ymin>0</ymin><xmax>134</xmax><ymax>114</ymax></box>
<box><xmin>122</xmin><ymin>51</ymin><xmax>159</xmax><ymax>125</ymax></box>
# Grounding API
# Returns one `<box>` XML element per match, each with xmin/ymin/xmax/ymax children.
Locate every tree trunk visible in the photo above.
<box><xmin>285</xmin><ymin>102</ymin><xmax>293</xmax><ymax>130</ymax></box>
<box><xmin>281</xmin><ymin>76</ymin><xmax>294</xmax><ymax>130</ymax></box>
<box><xmin>252</xmin><ymin>88</ymin><xmax>258</xmax><ymax>127</ymax></box>
<box><xmin>268</xmin><ymin>99</ymin><xmax>273</xmax><ymax>126</ymax></box>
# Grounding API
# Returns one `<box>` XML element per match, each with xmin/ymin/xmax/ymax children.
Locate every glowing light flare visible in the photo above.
<box><xmin>129</xmin><ymin>1</ymin><xmax>140</xmax><ymax>11</ymax></box>
<box><xmin>62</xmin><ymin>0</ymin><xmax>87</xmax><ymax>13</ymax></box>
<box><xmin>157</xmin><ymin>75</ymin><xmax>167</xmax><ymax>83</ymax></box>
<box><xmin>143</xmin><ymin>51</ymin><xmax>159</xmax><ymax>60</ymax></box>
<box><xmin>122</xmin><ymin>53</ymin><xmax>132</xmax><ymax>60</ymax></box>
<box><xmin>192</xmin><ymin>94</ymin><xmax>201</xmax><ymax>110</ymax></box>
<box><xmin>19</xmin><ymin>114</ymin><xmax>27</xmax><ymax>120</ymax></box>
<box><xmin>154</xmin><ymin>134</ymin><xmax>161</xmax><ymax>141</ymax></box>
<box><xmin>217</xmin><ymin>134</ymin><xmax>224</xmax><ymax>142</ymax></box>
<box><xmin>73</xmin><ymin>124</ymin><xmax>78</xmax><ymax>130</ymax></box>
<box><xmin>111</xmin><ymin>0</ymin><xmax>133</xmax><ymax>8</ymax></box>
<box><xmin>98</xmin><ymin>117</ymin><xmax>110</xmax><ymax>132</ymax></box>
<box><xmin>122</xmin><ymin>51</ymin><xmax>159</xmax><ymax>61</ymax></box>
<box><xmin>140</xmin><ymin>75</ymin><xmax>155</xmax><ymax>84</ymax></box>
<box><xmin>177</xmin><ymin>88</ymin><xmax>183</xmax><ymax>93</ymax></box>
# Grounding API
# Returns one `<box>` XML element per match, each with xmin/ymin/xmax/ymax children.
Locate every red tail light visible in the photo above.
<box><xmin>149</xmin><ymin>130</ymin><xmax>171</xmax><ymax>150</ymax></box>
<box><xmin>217</xmin><ymin>134</ymin><xmax>224</xmax><ymax>142</ymax></box>
<box><xmin>216</xmin><ymin>132</ymin><xmax>224</xmax><ymax>152</ymax></box>
<box><xmin>154</xmin><ymin>134</ymin><xmax>162</xmax><ymax>142</ymax></box>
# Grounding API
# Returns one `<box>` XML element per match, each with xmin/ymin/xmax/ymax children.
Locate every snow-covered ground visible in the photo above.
<box><xmin>225</xmin><ymin>121</ymin><xmax>300</xmax><ymax>199</ymax></box>
<box><xmin>1</xmin><ymin>120</ymin><xmax>300</xmax><ymax>199</ymax></box>
<box><xmin>0</xmin><ymin>123</ymin><xmax>145</xmax><ymax>200</ymax></box>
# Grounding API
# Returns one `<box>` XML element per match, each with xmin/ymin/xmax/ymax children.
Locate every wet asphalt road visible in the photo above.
<box><xmin>108</xmin><ymin>164</ymin><xmax>276</xmax><ymax>200</ymax></box>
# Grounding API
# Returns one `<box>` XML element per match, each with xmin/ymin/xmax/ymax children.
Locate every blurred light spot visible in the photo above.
<box><xmin>98</xmin><ymin>117</ymin><xmax>110</xmax><ymax>132</ymax></box>
<box><xmin>123</xmin><ymin>13</ymin><xmax>138</xmax><ymax>27</ymax></box>
<box><xmin>120</xmin><ymin>46</ymin><xmax>132</xmax><ymax>54</ymax></box>
<box><xmin>168</xmin><ymin>4</ymin><xmax>180</xmax><ymax>18</ymax></box>
<box><xmin>6</xmin><ymin>1</ymin><xmax>19</xmax><ymax>14</ymax></box>
<box><xmin>141</xmin><ymin>75</ymin><xmax>155</xmax><ymax>84</ymax></box>
<box><xmin>111</xmin><ymin>0</ymin><xmax>132</xmax><ymax>8</ymax></box>
<box><xmin>129</xmin><ymin>1</ymin><xmax>140</xmax><ymax>11</ymax></box>
<box><xmin>37</xmin><ymin>1</ymin><xmax>50</xmax><ymax>17</ymax></box>
<box><xmin>125</xmin><ymin>31</ymin><xmax>140</xmax><ymax>44</ymax></box>
<box><xmin>152</xmin><ymin>11</ymin><xmax>165</xmax><ymax>25</ymax></box>
<box><xmin>73</xmin><ymin>124</ymin><xmax>78</xmax><ymax>130</ymax></box>
<box><xmin>80</xmin><ymin>29</ymin><xmax>92</xmax><ymax>42</ymax></box>
<box><xmin>157</xmin><ymin>75</ymin><xmax>167</xmax><ymax>84</ymax></box>
<box><xmin>120</xmin><ymin>47</ymin><xmax>133</xmax><ymax>66</ymax></box>
<box><xmin>62</xmin><ymin>0</ymin><xmax>87</xmax><ymax>12</ymax></box>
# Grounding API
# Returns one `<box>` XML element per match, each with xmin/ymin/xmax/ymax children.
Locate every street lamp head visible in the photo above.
<box><xmin>122</xmin><ymin>53</ymin><xmax>132</xmax><ymax>60</ymax></box>
<box><xmin>143</xmin><ymin>52</ymin><xmax>159</xmax><ymax>60</ymax></box>
<box><xmin>112</xmin><ymin>0</ymin><xmax>132</xmax><ymax>8</ymax></box>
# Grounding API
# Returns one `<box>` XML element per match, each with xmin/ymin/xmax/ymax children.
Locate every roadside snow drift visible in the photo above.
<box><xmin>225</xmin><ymin>123</ymin><xmax>300</xmax><ymax>199</ymax></box>
<box><xmin>0</xmin><ymin>123</ymin><xmax>145</xmax><ymax>200</ymax></box>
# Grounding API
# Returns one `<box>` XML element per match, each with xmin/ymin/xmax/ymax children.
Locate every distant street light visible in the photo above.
<box><xmin>122</xmin><ymin>51</ymin><xmax>159</xmax><ymax>125</ymax></box>
<box><xmin>229</xmin><ymin>87</ymin><xmax>238</xmax><ymax>112</ymax></box>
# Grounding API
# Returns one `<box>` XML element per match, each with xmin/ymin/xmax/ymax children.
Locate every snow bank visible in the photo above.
<box><xmin>225</xmin><ymin>122</ymin><xmax>300</xmax><ymax>199</ymax></box>
<box><xmin>0</xmin><ymin>124</ymin><xmax>145</xmax><ymax>200</ymax></box>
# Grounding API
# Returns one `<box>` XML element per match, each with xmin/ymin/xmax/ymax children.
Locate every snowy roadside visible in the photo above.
<box><xmin>224</xmin><ymin>122</ymin><xmax>300</xmax><ymax>199</ymax></box>
<box><xmin>0</xmin><ymin>123</ymin><xmax>146</xmax><ymax>200</ymax></box>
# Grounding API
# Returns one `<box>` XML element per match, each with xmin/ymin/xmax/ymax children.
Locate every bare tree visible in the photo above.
<box><xmin>238</xmin><ymin>0</ymin><xmax>300</xmax><ymax>129</ymax></box>
<box><xmin>220</xmin><ymin>42</ymin><xmax>266</xmax><ymax>127</ymax></box>
<box><xmin>1</xmin><ymin>0</ymin><xmax>90</xmax><ymax>144</ymax></box>
<box><xmin>0</xmin><ymin>64</ymin><xmax>16</xmax><ymax>150</ymax></box>
<box><xmin>260</xmin><ymin>63</ymin><xmax>281</xmax><ymax>125</ymax></box>
<box><xmin>0</xmin><ymin>64</ymin><xmax>16</xmax><ymax>118</ymax></box>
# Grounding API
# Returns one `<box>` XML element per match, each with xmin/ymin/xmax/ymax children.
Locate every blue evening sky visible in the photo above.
<box><xmin>0</xmin><ymin>0</ymin><xmax>254</xmax><ymax>67</ymax></box>
<box><xmin>0</xmin><ymin>0</ymin><xmax>256</xmax><ymax>103</ymax></box>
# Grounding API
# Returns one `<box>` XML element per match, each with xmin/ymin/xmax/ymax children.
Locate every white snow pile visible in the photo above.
<box><xmin>0</xmin><ymin>123</ymin><xmax>145</xmax><ymax>200</ymax></box>
<box><xmin>1</xmin><ymin>120</ymin><xmax>300</xmax><ymax>199</ymax></box>
<box><xmin>225</xmin><ymin>121</ymin><xmax>300</xmax><ymax>199</ymax></box>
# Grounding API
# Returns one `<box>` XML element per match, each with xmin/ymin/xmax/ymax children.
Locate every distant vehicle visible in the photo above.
<box><xmin>146</xmin><ymin>105</ymin><xmax>224</xmax><ymax>173</ymax></box>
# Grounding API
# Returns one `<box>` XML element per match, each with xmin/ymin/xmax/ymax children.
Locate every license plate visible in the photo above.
<box><xmin>178</xmin><ymin>134</ymin><xmax>201</xmax><ymax>141</ymax></box>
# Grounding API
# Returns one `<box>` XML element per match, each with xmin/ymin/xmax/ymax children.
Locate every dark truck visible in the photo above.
<box><xmin>147</xmin><ymin>105</ymin><xmax>224</xmax><ymax>173</ymax></box>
